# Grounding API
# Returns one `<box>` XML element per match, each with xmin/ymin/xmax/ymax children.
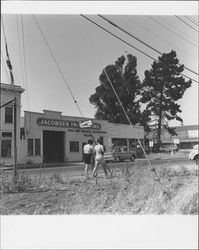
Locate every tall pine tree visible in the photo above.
<box><xmin>141</xmin><ymin>50</ymin><xmax>192</xmax><ymax>150</ymax></box>
<box><xmin>89</xmin><ymin>54</ymin><xmax>150</xmax><ymax>127</ymax></box>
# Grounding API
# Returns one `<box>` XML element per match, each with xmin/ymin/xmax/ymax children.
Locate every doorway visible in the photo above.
<box><xmin>43</xmin><ymin>130</ymin><xmax>65</xmax><ymax>163</ymax></box>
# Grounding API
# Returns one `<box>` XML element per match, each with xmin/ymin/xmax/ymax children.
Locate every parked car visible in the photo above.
<box><xmin>104</xmin><ymin>151</ymin><xmax>136</xmax><ymax>163</ymax></box>
<box><xmin>104</xmin><ymin>152</ymin><xmax>115</xmax><ymax>163</ymax></box>
<box><xmin>189</xmin><ymin>144</ymin><xmax>199</xmax><ymax>164</ymax></box>
<box><xmin>159</xmin><ymin>144</ymin><xmax>178</xmax><ymax>153</ymax></box>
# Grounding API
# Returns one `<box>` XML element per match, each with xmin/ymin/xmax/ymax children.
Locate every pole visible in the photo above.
<box><xmin>13</xmin><ymin>97</ymin><xmax>17</xmax><ymax>177</ymax></box>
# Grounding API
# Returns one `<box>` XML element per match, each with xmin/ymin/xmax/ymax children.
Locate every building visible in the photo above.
<box><xmin>0</xmin><ymin>83</ymin><xmax>24</xmax><ymax>166</ymax></box>
<box><xmin>160</xmin><ymin>125</ymin><xmax>199</xmax><ymax>149</ymax></box>
<box><xmin>19</xmin><ymin>110</ymin><xmax>144</xmax><ymax>165</ymax></box>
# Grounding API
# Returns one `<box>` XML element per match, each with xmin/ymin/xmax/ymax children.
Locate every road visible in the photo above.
<box><xmin>5</xmin><ymin>157</ymin><xmax>197</xmax><ymax>178</ymax></box>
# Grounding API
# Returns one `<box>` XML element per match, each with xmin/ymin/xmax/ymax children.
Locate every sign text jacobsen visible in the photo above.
<box><xmin>37</xmin><ymin>118</ymin><xmax>101</xmax><ymax>130</ymax></box>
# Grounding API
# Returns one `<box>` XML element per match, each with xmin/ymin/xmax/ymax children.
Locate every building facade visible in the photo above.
<box><xmin>160</xmin><ymin>125</ymin><xmax>199</xmax><ymax>149</ymax></box>
<box><xmin>0</xmin><ymin>83</ymin><xmax>24</xmax><ymax>166</ymax></box>
<box><xmin>19</xmin><ymin>110</ymin><xmax>144</xmax><ymax>165</ymax></box>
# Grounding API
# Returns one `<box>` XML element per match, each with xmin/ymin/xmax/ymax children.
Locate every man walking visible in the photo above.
<box><xmin>83</xmin><ymin>139</ymin><xmax>94</xmax><ymax>178</ymax></box>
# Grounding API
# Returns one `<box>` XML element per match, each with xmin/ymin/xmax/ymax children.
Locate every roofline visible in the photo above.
<box><xmin>0</xmin><ymin>82</ymin><xmax>25</xmax><ymax>93</ymax></box>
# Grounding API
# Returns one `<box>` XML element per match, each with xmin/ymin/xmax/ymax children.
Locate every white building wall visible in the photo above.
<box><xmin>0</xmin><ymin>83</ymin><xmax>24</xmax><ymax>166</ymax></box>
<box><xmin>21</xmin><ymin>110</ymin><xmax>110</xmax><ymax>163</ymax></box>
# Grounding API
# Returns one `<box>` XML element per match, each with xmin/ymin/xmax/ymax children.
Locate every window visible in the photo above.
<box><xmin>111</xmin><ymin>138</ymin><xmax>127</xmax><ymax>152</ymax></box>
<box><xmin>35</xmin><ymin>139</ymin><xmax>41</xmax><ymax>156</ymax></box>
<box><xmin>1</xmin><ymin>139</ymin><xmax>12</xmax><ymax>158</ymax></box>
<box><xmin>5</xmin><ymin>107</ymin><xmax>13</xmax><ymax>123</ymax></box>
<box><xmin>129</xmin><ymin>138</ymin><xmax>137</xmax><ymax>151</ymax></box>
<box><xmin>28</xmin><ymin>138</ymin><xmax>34</xmax><ymax>156</ymax></box>
<box><xmin>70</xmin><ymin>141</ymin><xmax>79</xmax><ymax>152</ymax></box>
<box><xmin>2</xmin><ymin>132</ymin><xmax>12</xmax><ymax>137</ymax></box>
<box><xmin>20</xmin><ymin>128</ymin><xmax>25</xmax><ymax>139</ymax></box>
<box><xmin>27</xmin><ymin>138</ymin><xmax>41</xmax><ymax>156</ymax></box>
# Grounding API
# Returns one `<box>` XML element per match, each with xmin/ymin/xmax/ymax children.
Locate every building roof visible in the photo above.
<box><xmin>0</xmin><ymin>82</ymin><xmax>25</xmax><ymax>94</ymax></box>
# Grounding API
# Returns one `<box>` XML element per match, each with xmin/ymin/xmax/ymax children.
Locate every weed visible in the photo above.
<box><xmin>0</xmin><ymin>171</ymin><xmax>33</xmax><ymax>193</ymax></box>
<box><xmin>49</xmin><ymin>172</ymin><xmax>64</xmax><ymax>184</ymax></box>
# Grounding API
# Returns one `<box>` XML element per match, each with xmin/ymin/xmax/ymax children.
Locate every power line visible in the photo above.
<box><xmin>1</xmin><ymin>16</ymin><xmax>15</xmax><ymax>84</ymax></box>
<box><xmin>81</xmin><ymin>16</ymin><xmax>158</xmax><ymax>61</ymax></box>
<box><xmin>184</xmin><ymin>15</ymin><xmax>199</xmax><ymax>27</ymax></box>
<box><xmin>32</xmin><ymin>15</ymin><xmax>84</xmax><ymax>117</ymax></box>
<box><xmin>147</xmin><ymin>16</ymin><xmax>198</xmax><ymax>48</ymax></box>
<box><xmin>125</xmin><ymin>15</ymin><xmax>197</xmax><ymax>60</ymax></box>
<box><xmin>187</xmin><ymin>15</ymin><xmax>199</xmax><ymax>26</ymax></box>
<box><xmin>16</xmin><ymin>14</ymin><xmax>25</xmax><ymax>87</ymax></box>
<box><xmin>99</xmin><ymin>15</ymin><xmax>199</xmax><ymax>77</ymax></box>
<box><xmin>159</xmin><ymin>16</ymin><xmax>198</xmax><ymax>45</ymax></box>
<box><xmin>21</xmin><ymin>15</ymin><xmax>30</xmax><ymax>111</ymax></box>
<box><xmin>1</xmin><ymin>50</ymin><xmax>10</xmax><ymax>84</ymax></box>
<box><xmin>31</xmin><ymin>15</ymin><xmax>105</xmax><ymax>150</ymax></box>
<box><xmin>175</xmin><ymin>15</ymin><xmax>199</xmax><ymax>32</ymax></box>
<box><xmin>81</xmin><ymin>15</ymin><xmax>198</xmax><ymax>84</ymax></box>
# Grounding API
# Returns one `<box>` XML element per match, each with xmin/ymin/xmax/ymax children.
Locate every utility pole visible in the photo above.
<box><xmin>13</xmin><ymin>96</ymin><xmax>17</xmax><ymax>177</ymax></box>
<box><xmin>2</xmin><ymin>16</ymin><xmax>17</xmax><ymax>176</ymax></box>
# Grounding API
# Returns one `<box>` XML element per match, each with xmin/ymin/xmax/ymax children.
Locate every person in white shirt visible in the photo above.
<box><xmin>83</xmin><ymin>139</ymin><xmax>94</xmax><ymax>178</ymax></box>
<box><xmin>92</xmin><ymin>138</ymin><xmax>108</xmax><ymax>178</ymax></box>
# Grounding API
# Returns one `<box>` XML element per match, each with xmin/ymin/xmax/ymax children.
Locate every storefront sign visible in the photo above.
<box><xmin>173</xmin><ymin>138</ymin><xmax>180</xmax><ymax>144</ymax></box>
<box><xmin>79</xmin><ymin>120</ymin><xmax>93</xmax><ymax>128</ymax></box>
<box><xmin>37</xmin><ymin>118</ymin><xmax>101</xmax><ymax>130</ymax></box>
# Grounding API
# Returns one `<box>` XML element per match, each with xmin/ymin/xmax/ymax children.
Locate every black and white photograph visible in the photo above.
<box><xmin>0</xmin><ymin>1</ymin><xmax>198</xmax><ymax>249</ymax></box>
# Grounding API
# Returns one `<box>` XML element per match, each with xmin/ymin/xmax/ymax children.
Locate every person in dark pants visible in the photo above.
<box><xmin>83</xmin><ymin>139</ymin><xmax>94</xmax><ymax>178</ymax></box>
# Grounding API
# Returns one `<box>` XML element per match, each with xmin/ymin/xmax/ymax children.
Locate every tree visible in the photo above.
<box><xmin>89</xmin><ymin>54</ymin><xmax>150</xmax><ymax>128</ymax></box>
<box><xmin>140</xmin><ymin>50</ymin><xmax>192</xmax><ymax>150</ymax></box>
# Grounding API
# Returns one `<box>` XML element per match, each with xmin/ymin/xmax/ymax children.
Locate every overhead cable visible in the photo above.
<box><xmin>16</xmin><ymin>15</ymin><xmax>25</xmax><ymax>87</ymax></box>
<box><xmin>1</xmin><ymin>16</ymin><xmax>15</xmax><ymax>84</ymax></box>
<box><xmin>124</xmin><ymin>15</ymin><xmax>197</xmax><ymax>60</ymax></box>
<box><xmin>147</xmin><ymin>16</ymin><xmax>198</xmax><ymax>48</ymax></box>
<box><xmin>187</xmin><ymin>16</ymin><xmax>199</xmax><ymax>26</ymax></box>
<box><xmin>175</xmin><ymin>15</ymin><xmax>199</xmax><ymax>32</ymax></box>
<box><xmin>31</xmin><ymin>15</ymin><xmax>107</xmax><ymax>150</ymax></box>
<box><xmin>32</xmin><ymin>15</ymin><xmax>84</xmax><ymax>117</ymax></box>
<box><xmin>98</xmin><ymin>15</ymin><xmax>199</xmax><ymax>77</ymax></box>
<box><xmin>81</xmin><ymin>15</ymin><xmax>198</xmax><ymax>84</ymax></box>
<box><xmin>184</xmin><ymin>15</ymin><xmax>199</xmax><ymax>27</ymax></box>
<box><xmin>21</xmin><ymin>15</ymin><xmax>30</xmax><ymax>110</ymax></box>
<box><xmin>1</xmin><ymin>50</ymin><xmax>10</xmax><ymax>84</ymax></box>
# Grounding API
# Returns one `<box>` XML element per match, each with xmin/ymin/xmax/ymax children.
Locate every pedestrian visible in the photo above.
<box><xmin>92</xmin><ymin>138</ymin><xmax>109</xmax><ymax>178</ymax></box>
<box><xmin>83</xmin><ymin>139</ymin><xmax>94</xmax><ymax>178</ymax></box>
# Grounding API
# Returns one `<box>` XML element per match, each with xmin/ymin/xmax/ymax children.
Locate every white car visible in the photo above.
<box><xmin>189</xmin><ymin>144</ymin><xmax>199</xmax><ymax>164</ymax></box>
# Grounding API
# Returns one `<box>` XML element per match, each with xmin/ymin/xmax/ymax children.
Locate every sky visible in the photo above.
<box><xmin>1</xmin><ymin>1</ymin><xmax>198</xmax><ymax>127</ymax></box>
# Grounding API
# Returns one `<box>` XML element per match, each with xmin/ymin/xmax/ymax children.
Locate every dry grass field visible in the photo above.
<box><xmin>0</xmin><ymin>163</ymin><xmax>198</xmax><ymax>215</ymax></box>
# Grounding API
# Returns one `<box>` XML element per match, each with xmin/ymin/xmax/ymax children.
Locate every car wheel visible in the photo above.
<box><xmin>131</xmin><ymin>155</ymin><xmax>135</xmax><ymax>161</ymax></box>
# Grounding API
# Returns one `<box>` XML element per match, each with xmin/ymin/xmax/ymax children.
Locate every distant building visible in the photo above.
<box><xmin>147</xmin><ymin>125</ymin><xmax>198</xmax><ymax>150</ymax></box>
<box><xmin>0</xmin><ymin>83</ymin><xmax>24</xmax><ymax>166</ymax></box>
<box><xmin>161</xmin><ymin>125</ymin><xmax>198</xmax><ymax>149</ymax></box>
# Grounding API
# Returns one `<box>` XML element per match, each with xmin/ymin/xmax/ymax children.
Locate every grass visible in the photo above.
<box><xmin>0</xmin><ymin>163</ymin><xmax>198</xmax><ymax>215</ymax></box>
